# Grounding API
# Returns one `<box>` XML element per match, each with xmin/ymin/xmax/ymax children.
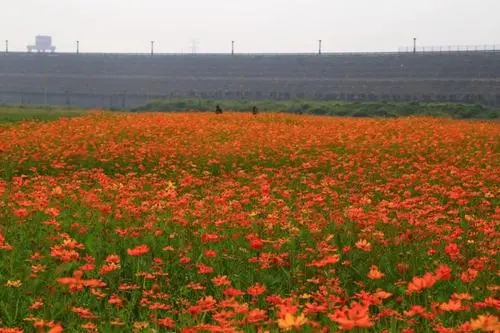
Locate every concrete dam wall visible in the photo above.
<box><xmin>0</xmin><ymin>52</ymin><xmax>499</xmax><ymax>108</ymax></box>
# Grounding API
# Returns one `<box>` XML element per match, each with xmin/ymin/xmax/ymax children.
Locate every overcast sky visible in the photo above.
<box><xmin>1</xmin><ymin>0</ymin><xmax>498</xmax><ymax>53</ymax></box>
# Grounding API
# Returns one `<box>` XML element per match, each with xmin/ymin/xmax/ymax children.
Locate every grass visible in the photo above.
<box><xmin>0</xmin><ymin>105</ymin><xmax>87</xmax><ymax>124</ymax></box>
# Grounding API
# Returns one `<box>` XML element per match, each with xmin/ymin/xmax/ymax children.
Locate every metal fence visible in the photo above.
<box><xmin>3</xmin><ymin>46</ymin><xmax>500</xmax><ymax>57</ymax></box>
<box><xmin>398</xmin><ymin>44</ymin><xmax>500</xmax><ymax>53</ymax></box>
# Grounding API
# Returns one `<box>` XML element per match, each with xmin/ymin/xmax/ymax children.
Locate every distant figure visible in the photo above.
<box><xmin>215</xmin><ymin>105</ymin><xmax>223</xmax><ymax>114</ymax></box>
<box><xmin>252</xmin><ymin>106</ymin><xmax>259</xmax><ymax>116</ymax></box>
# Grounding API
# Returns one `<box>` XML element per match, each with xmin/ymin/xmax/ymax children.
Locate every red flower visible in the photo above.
<box><xmin>329</xmin><ymin>303</ymin><xmax>373</xmax><ymax>330</ymax></box>
<box><xmin>444</xmin><ymin>243</ymin><xmax>461</xmax><ymax>261</ymax></box>
<box><xmin>157</xmin><ymin>317</ymin><xmax>175</xmax><ymax>328</ymax></box>
<box><xmin>407</xmin><ymin>273</ymin><xmax>437</xmax><ymax>294</ymax></box>
<box><xmin>127</xmin><ymin>244</ymin><xmax>150</xmax><ymax>256</ymax></box>
<box><xmin>247</xmin><ymin>283</ymin><xmax>266</xmax><ymax>296</ymax></box>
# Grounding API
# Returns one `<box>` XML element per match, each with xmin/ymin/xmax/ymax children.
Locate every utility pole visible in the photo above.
<box><xmin>413</xmin><ymin>37</ymin><xmax>417</xmax><ymax>54</ymax></box>
<box><xmin>318</xmin><ymin>39</ymin><xmax>322</xmax><ymax>55</ymax></box>
<box><xmin>231</xmin><ymin>40</ymin><xmax>235</xmax><ymax>55</ymax></box>
<box><xmin>76</xmin><ymin>40</ymin><xmax>79</xmax><ymax>54</ymax></box>
<box><xmin>190</xmin><ymin>39</ymin><xmax>199</xmax><ymax>54</ymax></box>
<box><xmin>151</xmin><ymin>41</ymin><xmax>154</xmax><ymax>56</ymax></box>
<box><xmin>5</xmin><ymin>40</ymin><xmax>8</xmax><ymax>53</ymax></box>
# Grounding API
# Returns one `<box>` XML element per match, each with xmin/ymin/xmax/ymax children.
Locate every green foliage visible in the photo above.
<box><xmin>133</xmin><ymin>99</ymin><xmax>500</xmax><ymax>119</ymax></box>
<box><xmin>0</xmin><ymin>105</ymin><xmax>86</xmax><ymax>124</ymax></box>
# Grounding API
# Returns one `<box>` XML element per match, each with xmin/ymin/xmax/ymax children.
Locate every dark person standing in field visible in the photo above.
<box><xmin>215</xmin><ymin>105</ymin><xmax>223</xmax><ymax>114</ymax></box>
<box><xmin>252</xmin><ymin>106</ymin><xmax>258</xmax><ymax>116</ymax></box>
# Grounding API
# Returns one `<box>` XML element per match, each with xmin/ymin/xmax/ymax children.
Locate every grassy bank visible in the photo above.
<box><xmin>133</xmin><ymin>99</ymin><xmax>500</xmax><ymax>119</ymax></box>
<box><xmin>0</xmin><ymin>105</ymin><xmax>87</xmax><ymax>124</ymax></box>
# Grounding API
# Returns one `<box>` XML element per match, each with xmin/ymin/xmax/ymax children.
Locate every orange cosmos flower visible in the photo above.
<box><xmin>439</xmin><ymin>299</ymin><xmax>462</xmax><ymax>312</ymax></box>
<box><xmin>435</xmin><ymin>264</ymin><xmax>452</xmax><ymax>281</ymax></box>
<box><xmin>406</xmin><ymin>273</ymin><xmax>437</xmax><ymax>294</ymax></box>
<box><xmin>211</xmin><ymin>275</ymin><xmax>232</xmax><ymax>287</ymax></box>
<box><xmin>461</xmin><ymin>268</ymin><xmax>479</xmax><ymax>283</ymax></box>
<box><xmin>452</xmin><ymin>293</ymin><xmax>472</xmax><ymax>301</ymax></box>
<box><xmin>47</xmin><ymin>324</ymin><xmax>64</xmax><ymax>333</ymax></box>
<box><xmin>57</xmin><ymin>270</ymin><xmax>106</xmax><ymax>292</ymax></box>
<box><xmin>246</xmin><ymin>309</ymin><xmax>267</xmax><ymax>324</ymax></box>
<box><xmin>80</xmin><ymin>323</ymin><xmax>97</xmax><ymax>332</ymax></box>
<box><xmin>197</xmin><ymin>296</ymin><xmax>217</xmax><ymax>312</ymax></box>
<box><xmin>329</xmin><ymin>302</ymin><xmax>373</xmax><ymax>330</ymax></box>
<box><xmin>444</xmin><ymin>243</ymin><xmax>461</xmax><ymax>261</ymax></box>
<box><xmin>157</xmin><ymin>317</ymin><xmax>175</xmax><ymax>329</ymax></box>
<box><xmin>469</xmin><ymin>315</ymin><xmax>500</xmax><ymax>332</ymax></box>
<box><xmin>109</xmin><ymin>319</ymin><xmax>125</xmax><ymax>327</ymax></box>
<box><xmin>247</xmin><ymin>283</ymin><xmax>266</xmax><ymax>296</ymax></box>
<box><xmin>30</xmin><ymin>299</ymin><xmax>44</xmax><ymax>310</ymax></box>
<box><xmin>306</xmin><ymin>255</ymin><xmax>340</xmax><ymax>268</ymax></box>
<box><xmin>204</xmin><ymin>249</ymin><xmax>217</xmax><ymax>258</ymax></box>
<box><xmin>196</xmin><ymin>263</ymin><xmax>214</xmax><ymax>274</ymax></box>
<box><xmin>367</xmin><ymin>265</ymin><xmax>385</xmax><ymax>280</ymax></box>
<box><xmin>277</xmin><ymin>313</ymin><xmax>308</xmax><ymax>331</ymax></box>
<box><xmin>71</xmin><ymin>307</ymin><xmax>97</xmax><ymax>319</ymax></box>
<box><xmin>0</xmin><ymin>232</ymin><xmax>13</xmax><ymax>251</ymax></box>
<box><xmin>355</xmin><ymin>239</ymin><xmax>372</xmax><ymax>252</ymax></box>
<box><xmin>373</xmin><ymin>289</ymin><xmax>393</xmax><ymax>300</ymax></box>
<box><xmin>108</xmin><ymin>294</ymin><xmax>124</xmax><ymax>308</ymax></box>
<box><xmin>127</xmin><ymin>244</ymin><xmax>150</xmax><ymax>256</ymax></box>
<box><xmin>0</xmin><ymin>329</ymin><xmax>24</xmax><ymax>333</ymax></box>
<box><xmin>224</xmin><ymin>287</ymin><xmax>245</xmax><ymax>297</ymax></box>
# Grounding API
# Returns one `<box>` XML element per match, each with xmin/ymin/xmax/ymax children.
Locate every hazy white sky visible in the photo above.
<box><xmin>1</xmin><ymin>0</ymin><xmax>498</xmax><ymax>53</ymax></box>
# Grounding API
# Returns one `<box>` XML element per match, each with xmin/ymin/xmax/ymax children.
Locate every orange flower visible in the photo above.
<box><xmin>329</xmin><ymin>302</ymin><xmax>373</xmax><ymax>330</ymax></box>
<box><xmin>0</xmin><ymin>231</ymin><xmax>13</xmax><ymax>251</ymax></box>
<box><xmin>367</xmin><ymin>265</ymin><xmax>385</xmax><ymax>280</ymax></box>
<box><xmin>439</xmin><ymin>299</ymin><xmax>462</xmax><ymax>312</ymax></box>
<box><xmin>30</xmin><ymin>299</ymin><xmax>44</xmax><ymax>310</ymax></box>
<box><xmin>47</xmin><ymin>323</ymin><xmax>64</xmax><ymax>333</ymax></box>
<box><xmin>373</xmin><ymin>289</ymin><xmax>392</xmax><ymax>300</ymax></box>
<box><xmin>204</xmin><ymin>249</ymin><xmax>217</xmax><ymax>258</ymax></box>
<box><xmin>196</xmin><ymin>263</ymin><xmax>214</xmax><ymax>274</ymax></box>
<box><xmin>109</xmin><ymin>319</ymin><xmax>125</xmax><ymax>327</ymax></box>
<box><xmin>306</xmin><ymin>255</ymin><xmax>340</xmax><ymax>268</ymax></box>
<box><xmin>247</xmin><ymin>283</ymin><xmax>266</xmax><ymax>296</ymax></box>
<box><xmin>277</xmin><ymin>313</ymin><xmax>308</xmax><ymax>331</ymax></box>
<box><xmin>0</xmin><ymin>329</ymin><xmax>24</xmax><ymax>333</ymax></box>
<box><xmin>444</xmin><ymin>243</ymin><xmax>461</xmax><ymax>261</ymax></box>
<box><xmin>157</xmin><ymin>317</ymin><xmax>175</xmax><ymax>328</ymax></box>
<box><xmin>57</xmin><ymin>271</ymin><xmax>106</xmax><ymax>292</ymax></box>
<box><xmin>57</xmin><ymin>270</ymin><xmax>106</xmax><ymax>293</ymax></box>
<box><xmin>355</xmin><ymin>239</ymin><xmax>372</xmax><ymax>252</ymax></box>
<box><xmin>211</xmin><ymin>275</ymin><xmax>232</xmax><ymax>287</ymax></box>
<box><xmin>246</xmin><ymin>309</ymin><xmax>267</xmax><ymax>324</ymax></box>
<box><xmin>461</xmin><ymin>268</ymin><xmax>479</xmax><ymax>283</ymax></box>
<box><xmin>80</xmin><ymin>323</ymin><xmax>97</xmax><ymax>332</ymax></box>
<box><xmin>108</xmin><ymin>294</ymin><xmax>124</xmax><ymax>308</ymax></box>
<box><xmin>224</xmin><ymin>287</ymin><xmax>245</xmax><ymax>297</ymax></box>
<box><xmin>469</xmin><ymin>315</ymin><xmax>500</xmax><ymax>332</ymax></box>
<box><xmin>127</xmin><ymin>244</ymin><xmax>150</xmax><ymax>256</ymax></box>
<box><xmin>197</xmin><ymin>296</ymin><xmax>217</xmax><ymax>312</ymax></box>
<box><xmin>406</xmin><ymin>273</ymin><xmax>437</xmax><ymax>294</ymax></box>
<box><xmin>451</xmin><ymin>293</ymin><xmax>472</xmax><ymax>301</ymax></box>
<box><xmin>71</xmin><ymin>307</ymin><xmax>97</xmax><ymax>319</ymax></box>
<box><xmin>435</xmin><ymin>264</ymin><xmax>452</xmax><ymax>280</ymax></box>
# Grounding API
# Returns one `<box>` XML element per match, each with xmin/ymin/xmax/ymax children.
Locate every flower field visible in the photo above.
<box><xmin>0</xmin><ymin>112</ymin><xmax>498</xmax><ymax>332</ymax></box>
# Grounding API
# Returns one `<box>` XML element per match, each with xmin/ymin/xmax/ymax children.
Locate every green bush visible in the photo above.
<box><xmin>132</xmin><ymin>99</ymin><xmax>500</xmax><ymax>119</ymax></box>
